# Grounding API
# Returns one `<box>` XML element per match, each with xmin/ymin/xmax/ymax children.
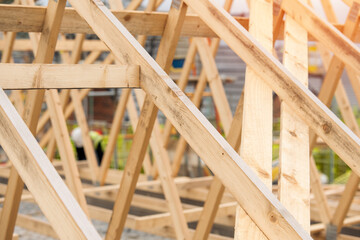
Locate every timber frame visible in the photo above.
<box><xmin>0</xmin><ymin>0</ymin><xmax>360</xmax><ymax>239</ymax></box>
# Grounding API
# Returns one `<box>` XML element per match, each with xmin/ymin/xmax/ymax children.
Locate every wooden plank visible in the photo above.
<box><xmin>279</xmin><ymin>1</ymin><xmax>310</xmax><ymax>231</ymax></box>
<box><xmin>310</xmin><ymin>156</ymin><xmax>332</xmax><ymax>224</ymax></box>
<box><xmin>134</xmin><ymin>88</ymin><xmax>191</xmax><ymax>239</ymax></box>
<box><xmin>64</xmin><ymin>33</ymin><xmax>99</xmax><ymax>180</ymax></box>
<box><xmin>149</xmin><ymin>122</ymin><xmax>191</xmax><ymax>239</ymax></box>
<box><xmin>170</xmin><ymin>38</ymin><xmax>225</xmax><ymax>177</ymax></box>
<box><xmin>0</xmin><ymin>32</ymin><xmax>16</xmax><ymax>63</ymax></box>
<box><xmin>38</xmin><ymin>89</ymin><xmax>90</xmax><ymax>148</ymax></box>
<box><xmin>2</xmin><ymin>209</ymin><xmax>59</xmax><ymax>238</ymax></box>
<box><xmin>184</xmin><ymin>0</ymin><xmax>360</xmax><ymax>177</ymax></box>
<box><xmin>0</xmin><ymin>0</ymin><xmax>68</xmax><ymax>238</ymax></box>
<box><xmin>36</xmin><ymin>50</ymin><xmax>100</xmax><ymax>135</ymax></box>
<box><xmin>281</xmin><ymin>0</ymin><xmax>360</xmax><ymax>75</ymax></box>
<box><xmin>93</xmin><ymin>1</ymin><xmax>190</xmax><ymax>238</ymax></box>
<box><xmin>71</xmin><ymin>89</ymin><xmax>100</xmax><ymax>181</ymax></box>
<box><xmin>68</xmin><ymin>0</ymin><xmax>312</xmax><ymax>238</ymax></box>
<box><xmin>97</xmin><ymin>89</ymin><xmax>131</xmax><ymax>185</ymax></box>
<box><xmin>194</xmin><ymin>93</ymin><xmax>244</xmax><ymax>239</ymax></box>
<box><xmin>0</xmin><ymin>64</ymin><xmax>140</xmax><ymax>89</ymax></box>
<box><xmin>195</xmin><ymin>38</ymin><xmax>232</xmax><ymax>134</ymax></box>
<box><xmin>235</xmin><ymin>0</ymin><xmax>273</xmax><ymax>238</ymax></box>
<box><xmin>98</xmin><ymin>0</ymin><xmax>155</xmax><ymax>185</ymax></box>
<box><xmin>170</xmin><ymin>65</ymin><xmax>208</xmax><ymax>177</ymax></box>
<box><xmin>19</xmin><ymin>0</ymin><xmax>92</xmax><ymax>215</ymax></box>
<box><xmin>162</xmin><ymin>40</ymin><xmax>197</xmax><ymax>147</ymax></box>
<box><xmin>0</xmin><ymin>5</ymin><xmax>246</xmax><ymax>37</ymax></box>
<box><xmin>0</xmin><ymin>39</ymin><xmax>110</xmax><ymax>52</ymax></box>
<box><xmin>0</xmin><ymin>89</ymin><xmax>101</xmax><ymax>239</ymax></box>
<box><xmin>316</xmin><ymin>1</ymin><xmax>360</xmax><ymax>232</ymax></box>
<box><xmin>0</xmin><ymin>5</ymin><xmax>357</xmax><ymax>42</ymax></box>
<box><xmin>46</xmin><ymin>37</ymin><xmax>108</xmax><ymax>166</ymax></box>
<box><xmin>46</xmin><ymin>89</ymin><xmax>90</xmax><ymax>215</ymax></box>
<box><xmin>338</xmin><ymin>235</ymin><xmax>360</xmax><ymax>240</ymax></box>
<box><xmin>126</xmin><ymin>92</ymin><xmax>153</xmax><ymax>176</ymax></box>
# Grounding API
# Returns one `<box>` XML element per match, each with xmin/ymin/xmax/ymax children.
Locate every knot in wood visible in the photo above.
<box><xmin>322</xmin><ymin>122</ymin><xmax>332</xmax><ymax>134</ymax></box>
<box><xmin>268</xmin><ymin>211</ymin><xmax>278</xmax><ymax>223</ymax></box>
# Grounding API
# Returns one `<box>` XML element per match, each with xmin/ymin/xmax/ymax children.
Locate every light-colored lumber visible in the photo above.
<box><xmin>149</xmin><ymin>121</ymin><xmax>191</xmax><ymax>239</ymax></box>
<box><xmin>0</xmin><ymin>5</ymin><xmax>245</xmax><ymax>37</ymax></box>
<box><xmin>46</xmin><ymin>37</ymin><xmax>107</xmax><ymax>165</ymax></box>
<box><xmin>170</xmin><ymin>68</ymin><xmax>208</xmax><ymax>177</ymax></box>
<box><xmin>65</xmin><ymin>33</ymin><xmax>99</xmax><ymax>181</ymax></box>
<box><xmin>0</xmin><ymin>0</ymin><xmax>69</xmax><ymax>238</ymax></box>
<box><xmin>235</xmin><ymin>0</ymin><xmax>273</xmax><ymax>238</ymax></box>
<box><xmin>0</xmin><ymin>64</ymin><xmax>140</xmax><ymax>89</ymax></box>
<box><xmin>184</xmin><ymin>0</ymin><xmax>360</xmax><ymax>178</ymax></box>
<box><xmin>66</xmin><ymin>0</ymin><xmax>312</xmax><ymax>239</ymax></box>
<box><xmin>162</xmin><ymin>40</ymin><xmax>197</xmax><ymax>147</ymax></box>
<box><xmin>23</xmin><ymin>0</ymin><xmax>91</xmax><ymax>215</ymax></box>
<box><xmin>36</xmin><ymin>49</ymin><xmax>100</xmax><ymax>135</ymax></box>
<box><xmin>0</xmin><ymin>89</ymin><xmax>101</xmax><ymax>239</ymax></box>
<box><xmin>194</xmin><ymin>93</ymin><xmax>243</xmax><ymax>239</ymax></box>
<box><xmin>310</xmin><ymin>156</ymin><xmax>332</xmax><ymax>224</ymax></box>
<box><xmin>278</xmin><ymin>1</ymin><xmax>310</xmax><ymax>231</ymax></box>
<box><xmin>170</xmin><ymin>37</ymin><xmax>227</xmax><ymax>177</ymax></box>
<box><xmin>46</xmin><ymin>89</ymin><xmax>90</xmax><ymax>215</ymax></box>
<box><xmin>2</xmin><ymin>209</ymin><xmax>59</xmax><ymax>239</ymax></box>
<box><xmin>317</xmin><ymin>0</ymin><xmax>360</xmax><ymax>233</ymax></box>
<box><xmin>97</xmin><ymin>89</ymin><xmax>131</xmax><ymax>185</ymax></box>
<box><xmin>71</xmin><ymin>89</ymin><xmax>101</xmax><ymax>181</ymax></box>
<box><xmin>281</xmin><ymin>0</ymin><xmax>360</xmax><ymax>75</ymax></box>
<box><xmin>38</xmin><ymin>89</ymin><xmax>90</xmax><ymax>148</ymax></box>
<box><xmin>338</xmin><ymin>235</ymin><xmax>360</xmax><ymax>240</ymax></box>
<box><xmin>126</xmin><ymin>92</ymin><xmax>153</xmax><ymax>175</ymax></box>
<box><xmin>1</xmin><ymin>32</ymin><xmax>16</xmax><ymax>63</ymax></box>
<box><xmin>195</xmin><ymin>38</ymin><xmax>232</xmax><ymax>134</ymax></box>
<box><xmin>100</xmin><ymin>1</ymin><xmax>189</xmax><ymax>239</ymax></box>
<box><xmin>0</xmin><ymin>5</ymin><xmax>357</xmax><ymax>42</ymax></box>
<box><xmin>98</xmin><ymin>0</ymin><xmax>155</xmax><ymax>185</ymax></box>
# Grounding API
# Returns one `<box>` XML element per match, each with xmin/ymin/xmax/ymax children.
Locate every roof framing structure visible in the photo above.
<box><xmin>0</xmin><ymin>0</ymin><xmax>360</xmax><ymax>239</ymax></box>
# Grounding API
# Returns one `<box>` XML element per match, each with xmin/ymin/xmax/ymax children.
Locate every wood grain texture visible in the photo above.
<box><xmin>0</xmin><ymin>0</ymin><xmax>69</xmax><ymax>238</ymax></box>
<box><xmin>66</xmin><ymin>0</ymin><xmax>312</xmax><ymax>238</ymax></box>
<box><xmin>235</xmin><ymin>0</ymin><xmax>273</xmax><ymax>238</ymax></box>
<box><xmin>281</xmin><ymin>0</ymin><xmax>360</xmax><ymax>74</ymax></box>
<box><xmin>185</xmin><ymin>0</ymin><xmax>360</xmax><ymax>178</ymax></box>
<box><xmin>0</xmin><ymin>64</ymin><xmax>140</xmax><ymax>89</ymax></box>
<box><xmin>279</xmin><ymin>8</ymin><xmax>310</xmax><ymax>232</ymax></box>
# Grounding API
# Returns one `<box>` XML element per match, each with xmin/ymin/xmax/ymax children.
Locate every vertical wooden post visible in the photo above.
<box><xmin>278</xmin><ymin>0</ymin><xmax>310</xmax><ymax>231</ymax></box>
<box><xmin>234</xmin><ymin>0</ymin><xmax>273</xmax><ymax>238</ymax></box>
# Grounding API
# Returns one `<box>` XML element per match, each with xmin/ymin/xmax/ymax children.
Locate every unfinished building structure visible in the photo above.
<box><xmin>0</xmin><ymin>0</ymin><xmax>360</xmax><ymax>239</ymax></box>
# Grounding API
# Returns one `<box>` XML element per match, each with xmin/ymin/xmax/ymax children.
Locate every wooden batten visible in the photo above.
<box><xmin>0</xmin><ymin>64</ymin><xmax>140</xmax><ymax>89</ymax></box>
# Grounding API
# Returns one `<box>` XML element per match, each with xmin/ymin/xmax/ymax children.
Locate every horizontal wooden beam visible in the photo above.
<box><xmin>0</xmin><ymin>64</ymin><xmax>140</xmax><ymax>89</ymax></box>
<box><xmin>0</xmin><ymin>39</ymin><xmax>109</xmax><ymax>52</ymax></box>
<box><xmin>0</xmin><ymin>5</ymin><xmax>244</xmax><ymax>37</ymax></box>
<box><xmin>0</xmin><ymin>5</ymin><xmax>355</xmax><ymax>42</ymax></box>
